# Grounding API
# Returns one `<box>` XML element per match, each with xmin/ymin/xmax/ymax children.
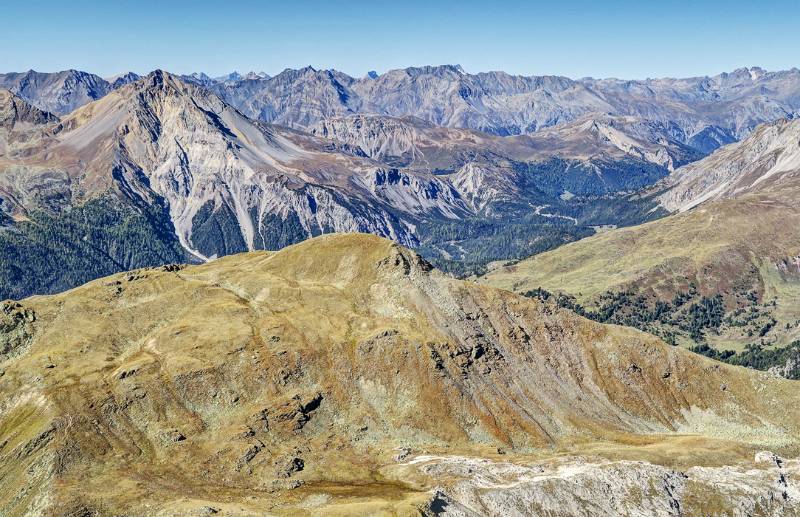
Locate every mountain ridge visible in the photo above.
<box><xmin>481</xmin><ymin>118</ymin><xmax>800</xmax><ymax>353</ymax></box>
<box><xmin>1</xmin><ymin>232</ymin><xmax>799</xmax><ymax>514</ymax></box>
<box><xmin>3</xmin><ymin>65</ymin><xmax>798</xmax><ymax>151</ymax></box>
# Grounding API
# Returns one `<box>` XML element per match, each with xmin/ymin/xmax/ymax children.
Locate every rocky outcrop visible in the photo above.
<box><xmin>0</xmin><ymin>90</ymin><xmax>58</xmax><ymax>130</ymax></box>
<box><xmin>0</xmin><ymin>301</ymin><xmax>35</xmax><ymax>364</ymax></box>
<box><xmin>413</xmin><ymin>453</ymin><xmax>800</xmax><ymax>516</ymax></box>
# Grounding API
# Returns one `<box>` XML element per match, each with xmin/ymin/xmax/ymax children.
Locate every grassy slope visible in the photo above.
<box><xmin>2</xmin><ymin>234</ymin><xmax>800</xmax><ymax>514</ymax></box>
<box><xmin>481</xmin><ymin>189</ymin><xmax>800</xmax><ymax>350</ymax></box>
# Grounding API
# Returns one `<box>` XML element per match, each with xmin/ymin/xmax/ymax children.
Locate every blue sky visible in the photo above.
<box><xmin>2</xmin><ymin>0</ymin><xmax>798</xmax><ymax>79</ymax></box>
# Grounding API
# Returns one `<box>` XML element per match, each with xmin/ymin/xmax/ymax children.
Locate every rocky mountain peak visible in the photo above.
<box><xmin>0</xmin><ymin>68</ymin><xmax>111</xmax><ymax>115</ymax></box>
<box><xmin>403</xmin><ymin>64</ymin><xmax>466</xmax><ymax>77</ymax></box>
<box><xmin>107</xmin><ymin>72</ymin><xmax>141</xmax><ymax>89</ymax></box>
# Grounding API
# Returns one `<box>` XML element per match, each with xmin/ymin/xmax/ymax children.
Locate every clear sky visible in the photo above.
<box><xmin>2</xmin><ymin>0</ymin><xmax>798</xmax><ymax>79</ymax></box>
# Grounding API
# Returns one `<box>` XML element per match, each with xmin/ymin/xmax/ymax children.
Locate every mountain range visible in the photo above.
<box><xmin>2</xmin><ymin>65</ymin><xmax>800</xmax><ymax>352</ymax></box>
<box><xmin>0</xmin><ymin>70</ymin><xmax>692</xmax><ymax>299</ymax></box>
<box><xmin>3</xmin><ymin>62</ymin><xmax>800</xmax><ymax>515</ymax></box>
<box><xmin>3</xmin><ymin>65</ymin><xmax>799</xmax><ymax>148</ymax></box>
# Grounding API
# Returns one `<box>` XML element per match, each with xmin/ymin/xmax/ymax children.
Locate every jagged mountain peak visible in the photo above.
<box><xmin>180</xmin><ymin>71</ymin><xmax>216</xmax><ymax>87</ymax></box>
<box><xmin>106</xmin><ymin>71</ymin><xmax>141</xmax><ymax>89</ymax></box>
<box><xmin>400</xmin><ymin>64</ymin><xmax>467</xmax><ymax>76</ymax></box>
<box><xmin>31</xmin><ymin>72</ymin><xmax>471</xmax><ymax>261</ymax></box>
<box><xmin>138</xmin><ymin>69</ymin><xmax>194</xmax><ymax>93</ymax></box>
<box><xmin>0</xmin><ymin>69</ymin><xmax>111</xmax><ymax>115</ymax></box>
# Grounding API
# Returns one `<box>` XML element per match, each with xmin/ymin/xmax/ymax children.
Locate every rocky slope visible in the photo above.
<box><xmin>211</xmin><ymin>66</ymin><xmax>362</xmax><ymax>128</ymax></box>
<box><xmin>0</xmin><ymin>90</ymin><xmax>58</xmax><ymax>129</ymax></box>
<box><xmin>0</xmin><ymin>69</ymin><xmax>112</xmax><ymax>115</ymax></box>
<box><xmin>0</xmin><ymin>71</ymin><xmax>479</xmax><ymax>261</ymax></box>
<box><xmin>311</xmin><ymin>112</ymin><xmax>701</xmax><ymax>173</ymax></box>
<box><xmin>658</xmin><ymin>117</ymin><xmax>800</xmax><ymax>211</ymax></box>
<box><xmin>1</xmin><ymin>233</ymin><xmax>799</xmax><ymax>515</ymax></box>
<box><xmin>106</xmin><ymin>72</ymin><xmax>141</xmax><ymax>89</ymax></box>
<box><xmin>310</xmin><ymin>112</ymin><xmax>699</xmax><ymax>208</ymax></box>
<box><xmin>0</xmin><ymin>90</ymin><xmax>59</xmax><ymax>158</ymax></box>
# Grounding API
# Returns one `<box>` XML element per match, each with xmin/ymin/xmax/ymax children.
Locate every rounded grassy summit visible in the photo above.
<box><xmin>1</xmin><ymin>233</ymin><xmax>799</xmax><ymax>515</ymax></box>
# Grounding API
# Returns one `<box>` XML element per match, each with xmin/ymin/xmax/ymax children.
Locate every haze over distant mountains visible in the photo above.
<box><xmin>2</xmin><ymin>65</ymin><xmax>799</xmax><ymax>151</ymax></box>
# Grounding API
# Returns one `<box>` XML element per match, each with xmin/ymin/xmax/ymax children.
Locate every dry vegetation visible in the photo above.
<box><xmin>1</xmin><ymin>234</ymin><xmax>800</xmax><ymax>515</ymax></box>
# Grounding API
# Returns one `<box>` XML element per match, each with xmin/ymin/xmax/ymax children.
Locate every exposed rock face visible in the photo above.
<box><xmin>212</xmin><ymin>65</ymin><xmax>800</xmax><ymax>150</ymax></box>
<box><xmin>0</xmin><ymin>71</ymin><xmax>685</xmax><ymax>272</ymax></box>
<box><xmin>211</xmin><ymin>66</ymin><xmax>361</xmax><ymax>129</ymax></box>
<box><xmin>0</xmin><ymin>301</ymin><xmax>35</xmax><ymax>363</ymax></box>
<box><xmin>0</xmin><ymin>69</ymin><xmax>111</xmax><ymax>115</ymax></box>
<box><xmin>0</xmin><ymin>234</ymin><xmax>799</xmax><ymax>514</ymax></box>
<box><xmin>309</xmin><ymin>112</ymin><xmax>701</xmax><ymax>209</ymax></box>
<box><xmin>107</xmin><ymin>72</ymin><xmax>141</xmax><ymax>90</ymax></box>
<box><xmin>0</xmin><ymin>90</ymin><xmax>59</xmax><ymax>159</ymax></box>
<box><xmin>412</xmin><ymin>453</ymin><xmax>800</xmax><ymax>516</ymax></box>
<box><xmin>658</xmin><ymin>117</ymin><xmax>800</xmax><ymax>212</ymax></box>
<box><xmin>310</xmin><ymin>112</ymin><xmax>700</xmax><ymax>173</ymax></box>
<box><xmin>0</xmin><ymin>90</ymin><xmax>58</xmax><ymax>130</ymax></box>
<box><xmin>1</xmin><ymin>71</ymin><xmax>482</xmax><ymax>260</ymax></box>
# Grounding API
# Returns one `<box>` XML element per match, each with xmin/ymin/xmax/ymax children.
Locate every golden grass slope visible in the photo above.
<box><xmin>1</xmin><ymin>233</ymin><xmax>799</xmax><ymax>515</ymax></box>
<box><xmin>482</xmin><ymin>187</ymin><xmax>800</xmax><ymax>346</ymax></box>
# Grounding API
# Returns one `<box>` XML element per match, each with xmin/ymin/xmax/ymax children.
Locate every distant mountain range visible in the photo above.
<box><xmin>0</xmin><ymin>70</ymin><xmax>683</xmax><ymax>299</ymax></box>
<box><xmin>2</xmin><ymin>65</ymin><xmax>799</xmax><ymax>151</ymax></box>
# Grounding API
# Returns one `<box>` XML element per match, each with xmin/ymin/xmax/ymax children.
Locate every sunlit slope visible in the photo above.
<box><xmin>1</xmin><ymin>233</ymin><xmax>799</xmax><ymax>515</ymax></box>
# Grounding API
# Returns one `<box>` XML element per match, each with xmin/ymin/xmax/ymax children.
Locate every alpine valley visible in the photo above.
<box><xmin>3</xmin><ymin>63</ymin><xmax>800</xmax><ymax>516</ymax></box>
<box><xmin>2</xmin><ymin>65</ymin><xmax>800</xmax><ymax>299</ymax></box>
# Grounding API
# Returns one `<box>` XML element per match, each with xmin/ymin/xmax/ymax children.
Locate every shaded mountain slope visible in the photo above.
<box><xmin>0</xmin><ymin>69</ymin><xmax>112</xmax><ymax>115</ymax></box>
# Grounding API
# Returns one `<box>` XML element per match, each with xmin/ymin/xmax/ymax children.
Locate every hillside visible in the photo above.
<box><xmin>1</xmin><ymin>233</ymin><xmax>800</xmax><ymax>515</ymax></box>
<box><xmin>482</xmin><ymin>121</ymin><xmax>800</xmax><ymax>356</ymax></box>
<box><xmin>658</xmin><ymin>117</ymin><xmax>800</xmax><ymax>211</ymax></box>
